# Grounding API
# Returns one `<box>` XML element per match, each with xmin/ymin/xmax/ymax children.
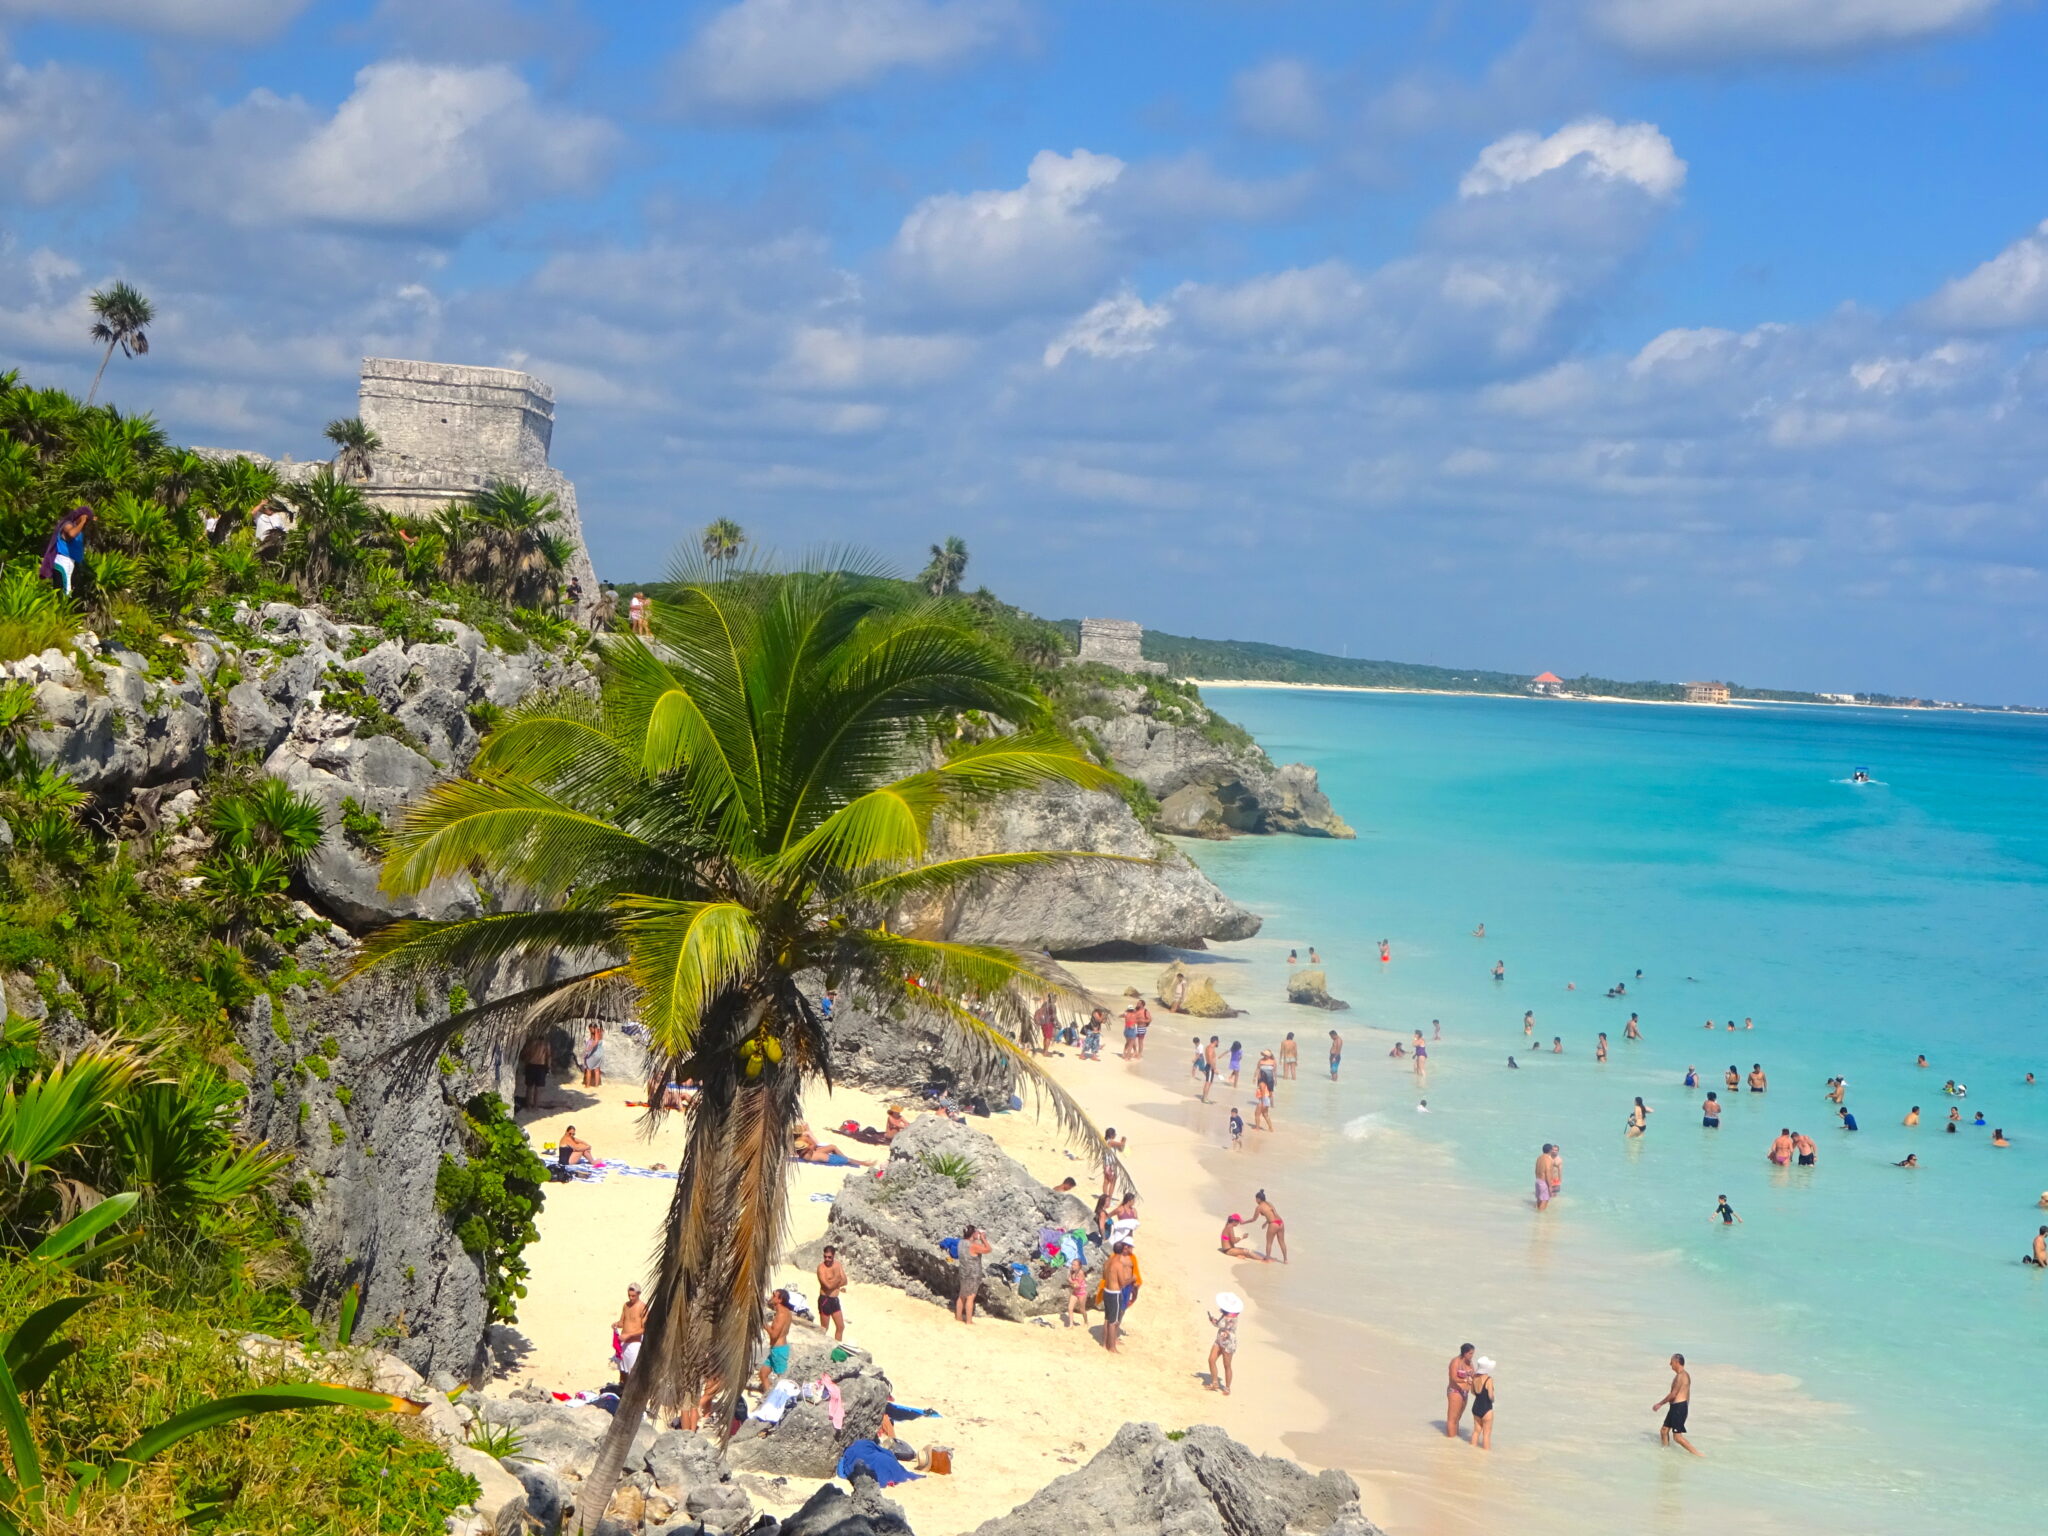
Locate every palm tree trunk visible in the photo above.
<box><xmin>574</xmin><ymin>1351</ymin><xmax>655</xmax><ymax>1534</ymax></box>
<box><xmin>85</xmin><ymin>339</ymin><xmax>118</xmax><ymax>406</ymax></box>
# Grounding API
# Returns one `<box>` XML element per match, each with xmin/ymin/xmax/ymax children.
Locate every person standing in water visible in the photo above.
<box><xmin>1597</xmin><ymin>1033</ymin><xmax>1610</xmax><ymax>1063</ymax></box>
<box><xmin>1281</xmin><ymin>1032</ymin><xmax>1298</xmax><ymax>1080</ymax></box>
<box><xmin>1446</xmin><ymin>1343</ymin><xmax>1476</xmax><ymax>1439</ymax></box>
<box><xmin>1701</xmin><ymin>1092</ymin><xmax>1722</xmax><ymax>1127</ymax></box>
<box><xmin>1468</xmin><ymin>1356</ymin><xmax>1497</xmax><ymax>1450</ymax></box>
<box><xmin>1713</xmin><ymin>1195</ymin><xmax>1742</xmax><ymax>1226</ymax></box>
<box><xmin>1653</xmin><ymin>1355</ymin><xmax>1702</xmax><ymax>1455</ymax></box>
<box><xmin>1534</xmin><ymin>1144</ymin><xmax>1557</xmax><ymax>1210</ymax></box>
<box><xmin>1626</xmin><ymin>1097</ymin><xmax>1651</xmax><ymax>1136</ymax></box>
<box><xmin>1493</xmin><ymin>961</ymin><xmax>1506</xmax><ymax>982</ymax></box>
<box><xmin>1253</xmin><ymin>1189</ymin><xmax>1288</xmax><ymax>1262</ymax></box>
<box><xmin>1524</xmin><ymin>1010</ymin><xmax>1535</xmax><ymax>1037</ymax></box>
<box><xmin>1328</xmin><ymin>1030</ymin><xmax>1343</xmax><ymax>1080</ymax></box>
<box><xmin>1625</xmin><ymin>1014</ymin><xmax>1642</xmax><ymax>1040</ymax></box>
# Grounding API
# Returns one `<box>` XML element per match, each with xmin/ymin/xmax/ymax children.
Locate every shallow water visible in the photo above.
<box><xmin>1142</xmin><ymin>691</ymin><xmax>2048</xmax><ymax>1533</ymax></box>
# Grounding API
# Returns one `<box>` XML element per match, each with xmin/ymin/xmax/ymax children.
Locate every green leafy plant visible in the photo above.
<box><xmin>463</xmin><ymin>1418</ymin><xmax>525</xmax><ymax>1462</ymax></box>
<box><xmin>433</xmin><ymin>1093</ymin><xmax>547</xmax><ymax>1324</ymax></box>
<box><xmin>917</xmin><ymin>1151</ymin><xmax>979</xmax><ymax>1188</ymax></box>
<box><xmin>0</xmin><ymin>567</ymin><xmax>77</xmax><ymax>664</ymax></box>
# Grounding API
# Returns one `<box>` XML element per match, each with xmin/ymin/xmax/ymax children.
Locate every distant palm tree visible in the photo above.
<box><xmin>699</xmin><ymin>517</ymin><xmax>746</xmax><ymax>572</ymax></box>
<box><xmin>85</xmin><ymin>282</ymin><xmax>154</xmax><ymax>406</ymax></box>
<box><xmin>323</xmin><ymin>417</ymin><xmax>383</xmax><ymax>482</ymax></box>
<box><xmin>920</xmin><ymin>534</ymin><xmax>970</xmax><ymax>596</ymax></box>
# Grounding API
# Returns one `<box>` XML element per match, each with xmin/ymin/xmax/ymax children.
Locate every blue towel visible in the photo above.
<box><xmin>886</xmin><ymin>1402</ymin><xmax>941</xmax><ymax>1420</ymax></box>
<box><xmin>938</xmin><ymin>1236</ymin><xmax>960</xmax><ymax>1259</ymax></box>
<box><xmin>837</xmin><ymin>1440</ymin><xmax>921</xmax><ymax>1486</ymax></box>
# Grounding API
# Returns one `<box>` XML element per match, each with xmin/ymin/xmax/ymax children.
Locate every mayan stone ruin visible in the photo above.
<box><xmin>1069</xmin><ymin>617</ymin><xmax>1166</xmax><ymax>675</ymax></box>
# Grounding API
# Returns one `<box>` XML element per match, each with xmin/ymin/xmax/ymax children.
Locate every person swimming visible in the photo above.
<box><xmin>1508</xmin><ymin>1055</ymin><xmax>1519</xmax><ymax>1069</ymax></box>
<box><xmin>1684</xmin><ymin>1066</ymin><xmax>1698</xmax><ymax>1088</ymax></box>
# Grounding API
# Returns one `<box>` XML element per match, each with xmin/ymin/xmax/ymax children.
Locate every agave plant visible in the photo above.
<box><xmin>206</xmin><ymin>776</ymin><xmax>327</xmax><ymax>864</ymax></box>
<box><xmin>103</xmin><ymin>1075</ymin><xmax>289</xmax><ymax>1215</ymax></box>
<box><xmin>0</xmin><ymin>1050</ymin><xmax>142</xmax><ymax>1236</ymax></box>
<box><xmin>359</xmin><ymin>557</ymin><xmax>1131</xmax><ymax>1527</ymax></box>
<box><xmin>0</xmin><ymin>570</ymin><xmax>76</xmax><ymax>666</ymax></box>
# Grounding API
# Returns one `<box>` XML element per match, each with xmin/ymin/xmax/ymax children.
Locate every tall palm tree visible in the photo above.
<box><xmin>920</xmin><ymin>534</ymin><xmax>969</xmax><ymax>596</ymax></box>
<box><xmin>323</xmin><ymin>416</ymin><xmax>382</xmax><ymax>482</ymax></box>
<box><xmin>358</xmin><ymin>560</ymin><xmax>1124</xmax><ymax>1528</ymax></box>
<box><xmin>699</xmin><ymin>518</ymin><xmax>746</xmax><ymax>572</ymax></box>
<box><xmin>85</xmin><ymin>282</ymin><xmax>154</xmax><ymax>406</ymax></box>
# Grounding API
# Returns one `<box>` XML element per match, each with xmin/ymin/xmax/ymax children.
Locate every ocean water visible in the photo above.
<box><xmin>1141</xmin><ymin>690</ymin><xmax>2048</xmax><ymax>1535</ymax></box>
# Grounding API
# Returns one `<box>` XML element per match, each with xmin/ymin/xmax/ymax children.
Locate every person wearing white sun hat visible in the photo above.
<box><xmin>1207</xmin><ymin>1292</ymin><xmax>1242</xmax><ymax>1394</ymax></box>
<box><xmin>1469</xmin><ymin>1356</ymin><xmax>1497</xmax><ymax>1449</ymax></box>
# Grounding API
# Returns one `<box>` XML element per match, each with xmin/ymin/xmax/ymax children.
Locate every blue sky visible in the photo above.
<box><xmin>5</xmin><ymin>1</ymin><xmax>2048</xmax><ymax>701</ymax></box>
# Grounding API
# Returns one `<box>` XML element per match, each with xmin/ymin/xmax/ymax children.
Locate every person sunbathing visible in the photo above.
<box><xmin>793</xmin><ymin>1125</ymin><xmax>874</xmax><ymax>1167</ymax></box>
<box><xmin>557</xmin><ymin>1126</ymin><xmax>592</xmax><ymax>1167</ymax></box>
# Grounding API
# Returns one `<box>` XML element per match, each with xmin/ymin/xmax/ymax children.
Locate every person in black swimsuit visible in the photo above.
<box><xmin>1468</xmin><ymin>1357</ymin><xmax>1496</xmax><ymax>1450</ymax></box>
<box><xmin>1653</xmin><ymin>1354</ymin><xmax>1701</xmax><ymax>1455</ymax></box>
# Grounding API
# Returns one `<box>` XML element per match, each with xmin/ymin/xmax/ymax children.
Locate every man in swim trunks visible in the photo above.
<box><xmin>1099</xmin><ymin>1242</ymin><xmax>1137</xmax><ymax>1351</ymax></box>
<box><xmin>1200</xmin><ymin>1036</ymin><xmax>1219</xmax><ymax>1103</ymax></box>
<box><xmin>1701</xmin><ymin>1092</ymin><xmax>1722</xmax><ymax>1127</ymax></box>
<box><xmin>1552</xmin><ymin>1036</ymin><xmax>1563</xmax><ymax>1054</ymax></box>
<box><xmin>615</xmin><ymin>1283</ymin><xmax>647</xmax><ymax>1373</ymax></box>
<box><xmin>1653</xmin><ymin>1354</ymin><xmax>1701</xmax><ymax>1455</ymax></box>
<box><xmin>757</xmin><ymin>1289</ymin><xmax>795</xmax><ymax>1389</ymax></box>
<box><xmin>1904</xmin><ymin>1105</ymin><xmax>1920</xmax><ymax>1126</ymax></box>
<box><xmin>1534</xmin><ymin>1144</ymin><xmax>1556</xmax><ymax>1210</ymax></box>
<box><xmin>2028</xmin><ymin>1227</ymin><xmax>2048</xmax><ymax>1266</ymax></box>
<box><xmin>518</xmin><ymin>1034</ymin><xmax>552</xmax><ymax>1110</ymax></box>
<box><xmin>816</xmin><ymin>1245</ymin><xmax>848</xmax><ymax>1340</ymax></box>
<box><xmin>1625</xmin><ymin>1013</ymin><xmax>1642</xmax><ymax>1040</ymax></box>
<box><xmin>1794</xmin><ymin>1131</ymin><xmax>1817</xmax><ymax>1166</ymax></box>
<box><xmin>1328</xmin><ymin>1030</ymin><xmax>1342</xmax><ymax>1080</ymax></box>
<box><xmin>1747</xmin><ymin>1064</ymin><xmax>1768</xmax><ymax>1092</ymax></box>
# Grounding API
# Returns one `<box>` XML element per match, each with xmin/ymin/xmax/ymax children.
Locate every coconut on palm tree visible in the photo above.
<box><xmin>323</xmin><ymin>416</ymin><xmax>383</xmax><ymax>482</ymax></box>
<box><xmin>85</xmin><ymin>282</ymin><xmax>155</xmax><ymax>406</ymax></box>
<box><xmin>358</xmin><ymin>558</ymin><xmax>1123</xmax><ymax>1528</ymax></box>
<box><xmin>699</xmin><ymin>518</ymin><xmax>747</xmax><ymax>572</ymax></box>
<box><xmin>920</xmin><ymin>534</ymin><xmax>969</xmax><ymax>596</ymax></box>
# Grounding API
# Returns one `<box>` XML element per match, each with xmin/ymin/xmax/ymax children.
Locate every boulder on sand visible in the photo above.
<box><xmin>972</xmin><ymin>1421</ymin><xmax>1382</xmax><ymax>1536</ymax></box>
<box><xmin>726</xmin><ymin>1337</ymin><xmax>893</xmax><ymax>1478</ymax></box>
<box><xmin>1157</xmin><ymin>961</ymin><xmax>1237</xmax><ymax>1018</ymax></box>
<box><xmin>823</xmin><ymin>1116</ymin><xmax>1093</xmax><ymax>1322</ymax></box>
<box><xmin>1285</xmin><ymin>968</ymin><xmax>1350</xmax><ymax>1012</ymax></box>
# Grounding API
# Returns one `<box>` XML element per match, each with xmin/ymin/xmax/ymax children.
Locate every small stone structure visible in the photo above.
<box><xmin>357</xmin><ymin>358</ymin><xmax>599</xmax><ymax>613</ymax></box>
<box><xmin>1684</xmin><ymin>680</ymin><xmax>1732</xmax><ymax>704</ymax></box>
<box><xmin>1068</xmin><ymin>617</ymin><xmax>1165</xmax><ymax>675</ymax></box>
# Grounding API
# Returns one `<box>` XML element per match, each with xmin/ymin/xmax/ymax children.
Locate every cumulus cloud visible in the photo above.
<box><xmin>0</xmin><ymin>0</ymin><xmax>308</xmax><ymax>38</ymax></box>
<box><xmin>1586</xmin><ymin>0</ymin><xmax>2000</xmax><ymax>63</ymax></box>
<box><xmin>1460</xmin><ymin>118</ymin><xmax>1686</xmax><ymax>201</ymax></box>
<box><xmin>1917</xmin><ymin>219</ymin><xmax>2048</xmax><ymax>331</ymax></box>
<box><xmin>1043</xmin><ymin>290</ymin><xmax>1172</xmax><ymax>367</ymax></box>
<box><xmin>191</xmin><ymin>62</ymin><xmax>615</xmax><ymax>236</ymax></box>
<box><xmin>1232</xmin><ymin>57</ymin><xmax>1325</xmax><ymax>140</ymax></box>
<box><xmin>0</xmin><ymin>56</ymin><xmax>123</xmax><ymax>202</ymax></box>
<box><xmin>671</xmin><ymin>0</ymin><xmax>1024</xmax><ymax>115</ymax></box>
<box><xmin>889</xmin><ymin>148</ymin><xmax>1125</xmax><ymax>313</ymax></box>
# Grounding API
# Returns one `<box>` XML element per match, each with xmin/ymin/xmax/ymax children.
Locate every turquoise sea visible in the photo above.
<box><xmin>1149</xmin><ymin>690</ymin><xmax>2048</xmax><ymax>1535</ymax></box>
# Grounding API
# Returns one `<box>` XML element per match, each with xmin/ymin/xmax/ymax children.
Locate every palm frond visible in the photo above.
<box><xmin>377</xmin><ymin>965</ymin><xmax>638</xmax><ymax>1074</ymax></box>
<box><xmin>377</xmin><ymin>777</ymin><xmax>662</xmax><ymax>901</ymax></box>
<box><xmin>350</xmin><ymin>909</ymin><xmax>622</xmax><ymax>981</ymax></box>
<box><xmin>618</xmin><ymin>900</ymin><xmax>762</xmax><ymax>1056</ymax></box>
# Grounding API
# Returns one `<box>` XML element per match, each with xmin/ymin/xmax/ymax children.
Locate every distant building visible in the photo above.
<box><xmin>1068</xmin><ymin>618</ymin><xmax>1166</xmax><ymax>676</ymax></box>
<box><xmin>1819</xmin><ymin>692</ymin><xmax>1857</xmax><ymax>704</ymax></box>
<box><xmin>1684</xmin><ymin>681</ymin><xmax>1732</xmax><ymax>705</ymax></box>
<box><xmin>1528</xmin><ymin>671</ymin><xmax>1565</xmax><ymax>697</ymax></box>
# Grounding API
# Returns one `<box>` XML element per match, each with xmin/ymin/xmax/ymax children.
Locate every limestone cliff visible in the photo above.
<box><xmin>1066</xmin><ymin>675</ymin><xmax>1353</xmax><ymax>840</ymax></box>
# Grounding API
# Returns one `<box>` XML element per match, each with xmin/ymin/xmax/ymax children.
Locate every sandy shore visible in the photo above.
<box><xmin>1184</xmin><ymin>679</ymin><xmax>1771</xmax><ymax>709</ymax></box>
<box><xmin>505</xmin><ymin>983</ymin><xmax>1388</xmax><ymax>1535</ymax></box>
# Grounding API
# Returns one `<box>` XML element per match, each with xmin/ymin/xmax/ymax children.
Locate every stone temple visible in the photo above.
<box><xmin>1068</xmin><ymin>618</ymin><xmax>1166</xmax><ymax>675</ymax></box>
<box><xmin>355</xmin><ymin>358</ymin><xmax>599</xmax><ymax>614</ymax></box>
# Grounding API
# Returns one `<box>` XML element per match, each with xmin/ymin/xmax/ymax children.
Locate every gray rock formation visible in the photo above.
<box><xmin>1285</xmin><ymin>969</ymin><xmax>1350</xmax><ymax>1012</ymax></box>
<box><xmin>972</xmin><ymin>1422</ymin><xmax>1379</xmax><ymax>1536</ymax></box>
<box><xmin>727</xmin><ymin>1337</ymin><xmax>894</xmax><ymax>1479</ymax></box>
<box><xmin>918</xmin><ymin>781</ymin><xmax>1260</xmax><ymax>954</ymax></box>
<box><xmin>233</xmin><ymin>939</ymin><xmax>528</xmax><ymax>1381</ymax></box>
<box><xmin>1069</xmin><ymin>679</ymin><xmax>1352</xmax><ymax>841</ymax></box>
<box><xmin>777</xmin><ymin>1478</ymin><xmax>915</xmax><ymax>1536</ymax></box>
<box><xmin>816</xmin><ymin>983</ymin><xmax>1017</xmax><ymax>1107</ymax></box>
<box><xmin>3</xmin><ymin>643</ymin><xmax>209</xmax><ymax>796</ymax></box>
<box><xmin>824</xmin><ymin>1116</ymin><xmax>1092</xmax><ymax>1322</ymax></box>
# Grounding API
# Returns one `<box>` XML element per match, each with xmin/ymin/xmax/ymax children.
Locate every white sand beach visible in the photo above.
<box><xmin>504</xmin><ymin>969</ymin><xmax>1388</xmax><ymax>1535</ymax></box>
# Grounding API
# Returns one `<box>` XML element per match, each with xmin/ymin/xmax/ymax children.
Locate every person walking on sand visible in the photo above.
<box><xmin>1254</xmin><ymin>1189</ymin><xmax>1288</xmax><ymax>1262</ymax></box>
<box><xmin>1468</xmin><ymin>1355</ymin><xmax>1496</xmax><ymax>1449</ymax></box>
<box><xmin>1653</xmin><ymin>1354</ymin><xmax>1702</xmax><ymax>1455</ymax></box>
<box><xmin>1446</xmin><ymin>1343</ymin><xmax>1476</xmax><ymax>1439</ymax></box>
<box><xmin>1328</xmin><ymin>1030</ymin><xmax>1343</xmax><ymax>1080</ymax></box>
<box><xmin>1534</xmin><ymin>1144</ymin><xmax>1557</xmax><ymax>1210</ymax></box>
<box><xmin>816</xmin><ymin>1244</ymin><xmax>848</xmax><ymax>1341</ymax></box>
<box><xmin>953</xmin><ymin>1226</ymin><xmax>990</xmax><ymax>1324</ymax></box>
<box><xmin>1229</xmin><ymin>1106</ymin><xmax>1245</xmax><ymax>1149</ymax></box>
<box><xmin>1281</xmin><ymin>1032</ymin><xmax>1298</xmax><ymax>1080</ymax></box>
<box><xmin>1252</xmin><ymin>1077</ymin><xmax>1275</xmax><ymax>1132</ymax></box>
<box><xmin>1035</xmin><ymin>992</ymin><xmax>1058</xmax><ymax>1055</ymax></box>
<box><xmin>1099</xmin><ymin>1242</ymin><xmax>1137</xmax><ymax>1352</ymax></box>
<box><xmin>1207</xmin><ymin>1293</ymin><xmax>1242</xmax><ymax>1395</ymax></box>
<box><xmin>1201</xmin><ymin>1036</ymin><xmax>1219</xmax><ymax>1102</ymax></box>
<box><xmin>1228</xmin><ymin>1040</ymin><xmax>1244</xmax><ymax>1088</ymax></box>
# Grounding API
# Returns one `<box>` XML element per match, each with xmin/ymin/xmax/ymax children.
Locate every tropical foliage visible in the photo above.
<box><xmin>699</xmin><ymin>517</ymin><xmax>746</xmax><ymax>570</ymax></box>
<box><xmin>85</xmin><ymin>282</ymin><xmax>153</xmax><ymax>406</ymax></box>
<box><xmin>322</xmin><ymin>416</ymin><xmax>382</xmax><ymax>482</ymax></box>
<box><xmin>919</xmin><ymin>533</ymin><xmax>969</xmax><ymax>596</ymax></box>
<box><xmin>359</xmin><ymin>558</ymin><xmax>1123</xmax><ymax>1523</ymax></box>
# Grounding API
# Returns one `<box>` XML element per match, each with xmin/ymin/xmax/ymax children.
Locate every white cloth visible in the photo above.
<box><xmin>1109</xmin><ymin>1216</ymin><xmax>1140</xmax><ymax>1247</ymax></box>
<box><xmin>619</xmin><ymin>1339</ymin><xmax>641</xmax><ymax>1374</ymax></box>
<box><xmin>752</xmin><ymin>1379</ymin><xmax>800</xmax><ymax>1424</ymax></box>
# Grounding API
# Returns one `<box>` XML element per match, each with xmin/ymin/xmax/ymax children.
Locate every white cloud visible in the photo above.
<box><xmin>890</xmin><ymin>149</ymin><xmax>1125</xmax><ymax>312</ymax></box>
<box><xmin>0</xmin><ymin>0</ymin><xmax>308</xmax><ymax>38</ymax></box>
<box><xmin>199</xmin><ymin>62</ymin><xmax>615</xmax><ymax>235</ymax></box>
<box><xmin>1461</xmin><ymin>118</ymin><xmax>1686</xmax><ymax>201</ymax></box>
<box><xmin>1232</xmin><ymin>57</ymin><xmax>1325</xmax><ymax>140</ymax></box>
<box><xmin>0</xmin><ymin>56</ymin><xmax>121</xmax><ymax>202</ymax></box>
<box><xmin>671</xmin><ymin>0</ymin><xmax>1023</xmax><ymax>115</ymax></box>
<box><xmin>782</xmin><ymin>325</ymin><xmax>973</xmax><ymax>390</ymax></box>
<box><xmin>1917</xmin><ymin>219</ymin><xmax>2048</xmax><ymax>331</ymax></box>
<box><xmin>1043</xmin><ymin>290</ymin><xmax>1172</xmax><ymax>367</ymax></box>
<box><xmin>1587</xmin><ymin>0</ymin><xmax>2000</xmax><ymax>63</ymax></box>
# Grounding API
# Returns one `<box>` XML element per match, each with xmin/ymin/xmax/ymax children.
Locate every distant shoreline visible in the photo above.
<box><xmin>1182</xmin><ymin>678</ymin><xmax>2025</xmax><ymax>716</ymax></box>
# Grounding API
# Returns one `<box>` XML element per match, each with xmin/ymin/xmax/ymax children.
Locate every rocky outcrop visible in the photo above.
<box><xmin>818</xmin><ymin>985</ymin><xmax>1018</xmax><ymax>1108</ymax></box>
<box><xmin>972</xmin><ymin>1422</ymin><xmax>1380</xmax><ymax>1536</ymax></box>
<box><xmin>4</xmin><ymin>642</ymin><xmax>210</xmax><ymax>796</ymax></box>
<box><xmin>1285</xmin><ymin>969</ymin><xmax>1350</xmax><ymax>1012</ymax></box>
<box><xmin>1155</xmin><ymin>962</ymin><xmax>1236</xmax><ymax>1019</ymax></box>
<box><xmin>727</xmin><ymin>1337</ymin><xmax>894</xmax><ymax>1478</ymax></box>
<box><xmin>1071</xmin><ymin>680</ymin><xmax>1352</xmax><ymax>841</ymax></box>
<box><xmin>234</xmin><ymin>932</ymin><xmax>535</xmax><ymax>1381</ymax></box>
<box><xmin>779</xmin><ymin>1479</ymin><xmax>915</xmax><ymax>1536</ymax></box>
<box><xmin>824</xmin><ymin>1116</ymin><xmax>1093</xmax><ymax>1322</ymax></box>
<box><xmin>917</xmin><ymin>781</ymin><xmax>1260</xmax><ymax>954</ymax></box>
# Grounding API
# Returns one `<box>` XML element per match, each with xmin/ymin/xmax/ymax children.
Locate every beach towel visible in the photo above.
<box><xmin>937</xmin><ymin>1236</ymin><xmax>960</xmax><ymax>1260</ymax></box>
<box><xmin>837</xmin><ymin>1440</ymin><xmax>920</xmax><ymax>1487</ymax></box>
<box><xmin>816</xmin><ymin>1376</ymin><xmax>845</xmax><ymax>1430</ymax></box>
<box><xmin>886</xmin><ymin>1402</ymin><xmax>941</xmax><ymax>1420</ymax></box>
<box><xmin>753</xmin><ymin>1379</ymin><xmax>800</xmax><ymax>1424</ymax></box>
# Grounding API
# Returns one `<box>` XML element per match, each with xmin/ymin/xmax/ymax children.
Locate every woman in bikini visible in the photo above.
<box><xmin>1253</xmin><ymin>1190</ymin><xmax>1288</xmax><ymax>1262</ymax></box>
<box><xmin>1446</xmin><ymin>1343</ymin><xmax>1476</xmax><ymax>1439</ymax></box>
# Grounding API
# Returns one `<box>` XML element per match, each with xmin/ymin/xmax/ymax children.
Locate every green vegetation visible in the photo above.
<box><xmin>433</xmin><ymin>1094</ymin><xmax>548</xmax><ymax>1324</ymax></box>
<box><xmin>86</xmin><ymin>281</ymin><xmax>155</xmax><ymax>405</ymax></box>
<box><xmin>698</xmin><ymin>517</ymin><xmax>746</xmax><ymax>571</ymax></box>
<box><xmin>919</xmin><ymin>534</ymin><xmax>970</xmax><ymax>596</ymax></box>
<box><xmin>362</xmin><ymin>559</ymin><xmax>1116</xmax><ymax>1518</ymax></box>
<box><xmin>917</xmin><ymin>1151</ymin><xmax>979</xmax><ymax>1188</ymax></box>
